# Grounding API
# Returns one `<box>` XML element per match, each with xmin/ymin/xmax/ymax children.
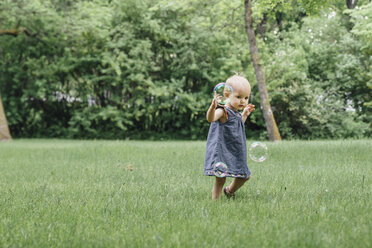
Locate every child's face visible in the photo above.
<box><xmin>227</xmin><ymin>84</ymin><xmax>250</xmax><ymax>111</ymax></box>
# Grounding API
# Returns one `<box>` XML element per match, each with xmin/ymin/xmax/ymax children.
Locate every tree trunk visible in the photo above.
<box><xmin>346</xmin><ymin>0</ymin><xmax>358</xmax><ymax>9</ymax></box>
<box><xmin>244</xmin><ymin>0</ymin><xmax>281</xmax><ymax>141</ymax></box>
<box><xmin>0</xmin><ymin>95</ymin><xmax>12</xmax><ymax>141</ymax></box>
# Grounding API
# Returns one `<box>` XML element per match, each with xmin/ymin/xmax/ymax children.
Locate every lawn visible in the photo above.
<box><xmin>0</xmin><ymin>139</ymin><xmax>371</xmax><ymax>247</ymax></box>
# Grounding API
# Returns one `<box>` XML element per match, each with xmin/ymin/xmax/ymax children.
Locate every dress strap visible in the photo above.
<box><xmin>216</xmin><ymin>105</ymin><xmax>229</xmax><ymax>120</ymax></box>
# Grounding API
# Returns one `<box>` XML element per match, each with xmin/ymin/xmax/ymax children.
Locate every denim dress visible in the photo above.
<box><xmin>204</xmin><ymin>106</ymin><xmax>251</xmax><ymax>178</ymax></box>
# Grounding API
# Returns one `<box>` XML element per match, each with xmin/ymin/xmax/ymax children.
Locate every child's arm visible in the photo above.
<box><xmin>206</xmin><ymin>99</ymin><xmax>226</xmax><ymax>123</ymax></box>
<box><xmin>241</xmin><ymin>104</ymin><xmax>255</xmax><ymax>123</ymax></box>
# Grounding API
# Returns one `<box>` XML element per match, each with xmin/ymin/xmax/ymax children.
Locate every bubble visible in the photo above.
<box><xmin>213</xmin><ymin>83</ymin><xmax>233</xmax><ymax>105</ymax></box>
<box><xmin>249</xmin><ymin>142</ymin><xmax>268</xmax><ymax>162</ymax></box>
<box><xmin>213</xmin><ymin>162</ymin><xmax>228</xmax><ymax>177</ymax></box>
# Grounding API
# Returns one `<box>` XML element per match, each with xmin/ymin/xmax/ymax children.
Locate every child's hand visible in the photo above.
<box><xmin>242</xmin><ymin>104</ymin><xmax>255</xmax><ymax>117</ymax></box>
<box><xmin>213</xmin><ymin>91</ymin><xmax>222</xmax><ymax>105</ymax></box>
<box><xmin>210</xmin><ymin>97</ymin><xmax>218</xmax><ymax>109</ymax></box>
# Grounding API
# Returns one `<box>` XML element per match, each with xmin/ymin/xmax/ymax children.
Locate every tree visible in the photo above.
<box><xmin>0</xmin><ymin>94</ymin><xmax>12</xmax><ymax>141</ymax></box>
<box><xmin>0</xmin><ymin>14</ymin><xmax>39</xmax><ymax>141</ymax></box>
<box><xmin>0</xmin><ymin>23</ymin><xmax>27</xmax><ymax>141</ymax></box>
<box><xmin>244</xmin><ymin>0</ymin><xmax>282</xmax><ymax>141</ymax></box>
<box><xmin>346</xmin><ymin>0</ymin><xmax>359</xmax><ymax>9</ymax></box>
<box><xmin>0</xmin><ymin>5</ymin><xmax>42</xmax><ymax>141</ymax></box>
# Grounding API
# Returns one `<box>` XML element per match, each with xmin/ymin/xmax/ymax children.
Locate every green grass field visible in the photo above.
<box><xmin>0</xmin><ymin>139</ymin><xmax>371</xmax><ymax>247</ymax></box>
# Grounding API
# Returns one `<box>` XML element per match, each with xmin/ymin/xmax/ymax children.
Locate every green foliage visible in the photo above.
<box><xmin>262</xmin><ymin>10</ymin><xmax>371</xmax><ymax>139</ymax></box>
<box><xmin>345</xmin><ymin>2</ymin><xmax>372</xmax><ymax>54</ymax></box>
<box><xmin>0</xmin><ymin>0</ymin><xmax>246</xmax><ymax>139</ymax></box>
<box><xmin>345</xmin><ymin>3</ymin><xmax>372</xmax><ymax>124</ymax></box>
<box><xmin>0</xmin><ymin>0</ymin><xmax>370</xmax><ymax>139</ymax></box>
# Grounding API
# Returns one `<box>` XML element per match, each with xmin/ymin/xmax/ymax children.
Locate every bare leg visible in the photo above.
<box><xmin>228</xmin><ymin>176</ymin><xmax>250</xmax><ymax>194</ymax></box>
<box><xmin>212</xmin><ymin>177</ymin><xmax>226</xmax><ymax>200</ymax></box>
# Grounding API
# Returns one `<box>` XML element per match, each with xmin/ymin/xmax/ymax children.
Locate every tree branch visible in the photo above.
<box><xmin>0</xmin><ymin>27</ymin><xmax>36</xmax><ymax>37</ymax></box>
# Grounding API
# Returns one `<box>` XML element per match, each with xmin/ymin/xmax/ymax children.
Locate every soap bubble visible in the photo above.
<box><xmin>213</xmin><ymin>83</ymin><xmax>233</xmax><ymax>105</ymax></box>
<box><xmin>213</xmin><ymin>162</ymin><xmax>228</xmax><ymax>177</ymax></box>
<box><xmin>249</xmin><ymin>142</ymin><xmax>268</xmax><ymax>162</ymax></box>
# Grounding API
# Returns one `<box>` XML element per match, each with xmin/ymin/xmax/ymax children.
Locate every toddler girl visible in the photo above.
<box><xmin>204</xmin><ymin>75</ymin><xmax>255</xmax><ymax>200</ymax></box>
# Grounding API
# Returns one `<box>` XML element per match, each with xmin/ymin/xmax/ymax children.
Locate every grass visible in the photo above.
<box><xmin>0</xmin><ymin>139</ymin><xmax>371</xmax><ymax>247</ymax></box>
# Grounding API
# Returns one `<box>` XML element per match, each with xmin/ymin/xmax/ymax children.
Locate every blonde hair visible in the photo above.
<box><xmin>226</xmin><ymin>75</ymin><xmax>251</xmax><ymax>92</ymax></box>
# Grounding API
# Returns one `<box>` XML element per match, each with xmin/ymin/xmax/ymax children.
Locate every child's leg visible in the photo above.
<box><xmin>227</xmin><ymin>176</ymin><xmax>250</xmax><ymax>194</ymax></box>
<box><xmin>212</xmin><ymin>177</ymin><xmax>226</xmax><ymax>200</ymax></box>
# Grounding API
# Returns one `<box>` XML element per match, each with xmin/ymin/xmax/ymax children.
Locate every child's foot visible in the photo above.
<box><xmin>223</xmin><ymin>187</ymin><xmax>235</xmax><ymax>199</ymax></box>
